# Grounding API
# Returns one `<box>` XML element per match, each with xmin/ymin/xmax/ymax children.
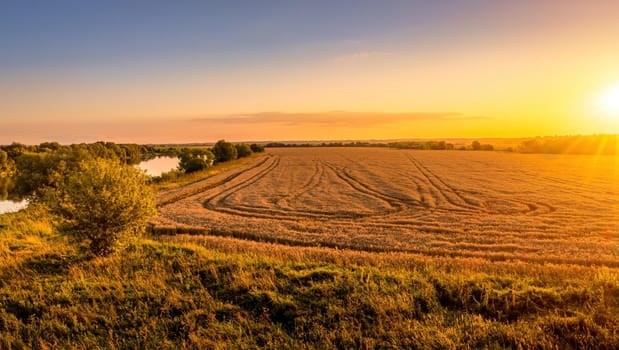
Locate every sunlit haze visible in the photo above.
<box><xmin>2</xmin><ymin>0</ymin><xmax>619</xmax><ymax>144</ymax></box>
<box><xmin>596</xmin><ymin>84</ymin><xmax>619</xmax><ymax>116</ymax></box>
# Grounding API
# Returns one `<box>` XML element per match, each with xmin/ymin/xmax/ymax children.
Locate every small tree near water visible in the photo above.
<box><xmin>50</xmin><ymin>158</ymin><xmax>156</xmax><ymax>256</ymax></box>
<box><xmin>212</xmin><ymin>140</ymin><xmax>238</xmax><ymax>163</ymax></box>
<box><xmin>178</xmin><ymin>148</ymin><xmax>215</xmax><ymax>173</ymax></box>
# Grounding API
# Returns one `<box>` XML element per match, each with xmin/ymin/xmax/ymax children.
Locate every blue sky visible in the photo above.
<box><xmin>1</xmin><ymin>1</ymin><xmax>501</xmax><ymax>75</ymax></box>
<box><xmin>1</xmin><ymin>1</ymin><xmax>619</xmax><ymax>143</ymax></box>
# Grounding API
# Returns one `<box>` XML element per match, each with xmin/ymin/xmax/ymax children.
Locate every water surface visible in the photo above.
<box><xmin>0</xmin><ymin>199</ymin><xmax>29</xmax><ymax>215</ymax></box>
<box><xmin>137</xmin><ymin>157</ymin><xmax>180</xmax><ymax>177</ymax></box>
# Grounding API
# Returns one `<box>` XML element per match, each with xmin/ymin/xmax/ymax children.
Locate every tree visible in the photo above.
<box><xmin>250</xmin><ymin>144</ymin><xmax>265</xmax><ymax>153</ymax></box>
<box><xmin>0</xmin><ymin>149</ymin><xmax>11</xmax><ymax>176</ymax></box>
<box><xmin>212</xmin><ymin>140</ymin><xmax>237</xmax><ymax>163</ymax></box>
<box><xmin>471</xmin><ymin>140</ymin><xmax>494</xmax><ymax>151</ymax></box>
<box><xmin>0</xmin><ymin>177</ymin><xmax>13</xmax><ymax>200</ymax></box>
<box><xmin>14</xmin><ymin>147</ymin><xmax>97</xmax><ymax>197</ymax></box>
<box><xmin>39</xmin><ymin>141</ymin><xmax>62</xmax><ymax>152</ymax></box>
<box><xmin>50</xmin><ymin>158</ymin><xmax>156</xmax><ymax>256</ymax></box>
<box><xmin>121</xmin><ymin>144</ymin><xmax>143</xmax><ymax>164</ymax></box>
<box><xmin>14</xmin><ymin>152</ymin><xmax>65</xmax><ymax>197</ymax></box>
<box><xmin>181</xmin><ymin>158</ymin><xmax>209</xmax><ymax>173</ymax></box>
<box><xmin>235</xmin><ymin>143</ymin><xmax>253</xmax><ymax>158</ymax></box>
<box><xmin>178</xmin><ymin>148</ymin><xmax>214</xmax><ymax>173</ymax></box>
<box><xmin>4</xmin><ymin>142</ymin><xmax>28</xmax><ymax>159</ymax></box>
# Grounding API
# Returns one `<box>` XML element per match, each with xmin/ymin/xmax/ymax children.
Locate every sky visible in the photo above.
<box><xmin>1</xmin><ymin>0</ymin><xmax>619</xmax><ymax>144</ymax></box>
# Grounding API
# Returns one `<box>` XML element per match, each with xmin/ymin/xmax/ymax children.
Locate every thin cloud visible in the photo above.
<box><xmin>191</xmin><ymin>111</ymin><xmax>488</xmax><ymax>128</ymax></box>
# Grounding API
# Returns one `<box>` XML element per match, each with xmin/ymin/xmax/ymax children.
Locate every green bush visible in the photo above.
<box><xmin>212</xmin><ymin>140</ymin><xmax>238</xmax><ymax>163</ymax></box>
<box><xmin>235</xmin><ymin>144</ymin><xmax>253</xmax><ymax>158</ymax></box>
<box><xmin>0</xmin><ymin>150</ymin><xmax>12</xmax><ymax>176</ymax></box>
<box><xmin>49</xmin><ymin>159</ymin><xmax>156</xmax><ymax>256</ymax></box>
<box><xmin>178</xmin><ymin>148</ymin><xmax>214</xmax><ymax>173</ymax></box>
<box><xmin>250</xmin><ymin>144</ymin><xmax>265</xmax><ymax>153</ymax></box>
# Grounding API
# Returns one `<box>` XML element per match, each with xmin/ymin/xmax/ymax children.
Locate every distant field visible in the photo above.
<box><xmin>152</xmin><ymin>148</ymin><xmax>619</xmax><ymax>267</ymax></box>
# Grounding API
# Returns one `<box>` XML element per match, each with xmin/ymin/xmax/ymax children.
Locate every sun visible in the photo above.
<box><xmin>596</xmin><ymin>84</ymin><xmax>619</xmax><ymax>117</ymax></box>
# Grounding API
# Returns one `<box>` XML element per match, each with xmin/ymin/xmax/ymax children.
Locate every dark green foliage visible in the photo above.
<box><xmin>13</xmin><ymin>146</ymin><xmax>105</xmax><ymax>197</ymax></box>
<box><xmin>250</xmin><ymin>143</ymin><xmax>265</xmax><ymax>153</ymax></box>
<box><xmin>1</xmin><ymin>142</ymin><xmax>28</xmax><ymax>159</ymax></box>
<box><xmin>0</xmin><ymin>150</ymin><xmax>12</xmax><ymax>176</ymax></box>
<box><xmin>38</xmin><ymin>141</ymin><xmax>61</xmax><ymax>152</ymax></box>
<box><xmin>178</xmin><ymin>148</ymin><xmax>214</xmax><ymax>173</ymax></box>
<box><xmin>266</xmin><ymin>141</ymin><xmax>389</xmax><ymax>148</ymax></box>
<box><xmin>121</xmin><ymin>143</ymin><xmax>143</xmax><ymax>164</ymax></box>
<box><xmin>235</xmin><ymin>143</ymin><xmax>253</xmax><ymax>158</ymax></box>
<box><xmin>8</xmin><ymin>142</ymin><xmax>169</xmax><ymax>197</ymax></box>
<box><xmin>181</xmin><ymin>158</ymin><xmax>210</xmax><ymax>173</ymax></box>
<box><xmin>471</xmin><ymin>140</ymin><xmax>494</xmax><ymax>151</ymax></box>
<box><xmin>2</xmin><ymin>141</ymin><xmax>162</xmax><ymax>166</ymax></box>
<box><xmin>14</xmin><ymin>152</ymin><xmax>68</xmax><ymax>197</ymax></box>
<box><xmin>0</xmin><ymin>177</ymin><xmax>14</xmax><ymax>200</ymax></box>
<box><xmin>389</xmin><ymin>141</ymin><xmax>454</xmax><ymax>150</ymax></box>
<box><xmin>0</xmin><ymin>150</ymin><xmax>7</xmax><ymax>168</ymax></box>
<box><xmin>212</xmin><ymin>140</ymin><xmax>238</xmax><ymax>163</ymax></box>
<box><xmin>265</xmin><ymin>142</ymin><xmax>287</xmax><ymax>147</ymax></box>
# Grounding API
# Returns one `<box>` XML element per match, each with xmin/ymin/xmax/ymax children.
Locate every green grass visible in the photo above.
<box><xmin>0</xmin><ymin>207</ymin><xmax>617</xmax><ymax>349</ymax></box>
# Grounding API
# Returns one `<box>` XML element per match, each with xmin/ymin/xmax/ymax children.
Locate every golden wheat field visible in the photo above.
<box><xmin>151</xmin><ymin>148</ymin><xmax>619</xmax><ymax>267</ymax></box>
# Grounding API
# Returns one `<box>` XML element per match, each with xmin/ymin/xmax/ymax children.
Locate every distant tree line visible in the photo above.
<box><xmin>1</xmin><ymin>141</ymin><xmax>158</xmax><ymax>166</ymax></box>
<box><xmin>516</xmin><ymin>135</ymin><xmax>616</xmax><ymax>155</ymax></box>
<box><xmin>388</xmin><ymin>141</ymin><xmax>455</xmax><ymax>150</ymax></box>
<box><xmin>265</xmin><ymin>141</ymin><xmax>388</xmax><ymax>148</ymax></box>
<box><xmin>171</xmin><ymin>141</ymin><xmax>264</xmax><ymax>174</ymax></box>
<box><xmin>470</xmin><ymin>140</ymin><xmax>494</xmax><ymax>151</ymax></box>
<box><xmin>265</xmin><ymin>140</ymin><xmax>496</xmax><ymax>151</ymax></box>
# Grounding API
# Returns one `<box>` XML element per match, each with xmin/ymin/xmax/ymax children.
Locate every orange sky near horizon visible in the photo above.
<box><xmin>1</xmin><ymin>1</ymin><xmax>619</xmax><ymax>144</ymax></box>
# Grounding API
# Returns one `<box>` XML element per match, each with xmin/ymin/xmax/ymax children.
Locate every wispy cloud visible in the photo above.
<box><xmin>191</xmin><ymin>111</ymin><xmax>488</xmax><ymax>128</ymax></box>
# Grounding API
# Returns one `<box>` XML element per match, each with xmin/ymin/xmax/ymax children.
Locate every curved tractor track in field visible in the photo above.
<box><xmin>157</xmin><ymin>155</ymin><xmax>275</xmax><ymax>206</ymax></box>
<box><xmin>151</xmin><ymin>148</ymin><xmax>617</xmax><ymax>266</ymax></box>
<box><xmin>404</xmin><ymin>154</ymin><xmax>555</xmax><ymax>215</ymax></box>
<box><xmin>203</xmin><ymin>158</ymin><xmax>408</xmax><ymax>221</ymax></box>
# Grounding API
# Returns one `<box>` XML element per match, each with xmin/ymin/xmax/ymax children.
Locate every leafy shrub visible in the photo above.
<box><xmin>14</xmin><ymin>152</ymin><xmax>68</xmax><ymax>197</ymax></box>
<box><xmin>182</xmin><ymin>158</ymin><xmax>209</xmax><ymax>173</ymax></box>
<box><xmin>212</xmin><ymin>140</ymin><xmax>237</xmax><ymax>163</ymax></box>
<box><xmin>178</xmin><ymin>148</ymin><xmax>214</xmax><ymax>173</ymax></box>
<box><xmin>471</xmin><ymin>141</ymin><xmax>494</xmax><ymax>151</ymax></box>
<box><xmin>0</xmin><ymin>150</ymin><xmax>12</xmax><ymax>176</ymax></box>
<box><xmin>49</xmin><ymin>159</ymin><xmax>156</xmax><ymax>256</ymax></box>
<box><xmin>235</xmin><ymin>144</ymin><xmax>253</xmax><ymax>158</ymax></box>
<box><xmin>250</xmin><ymin>144</ymin><xmax>265</xmax><ymax>153</ymax></box>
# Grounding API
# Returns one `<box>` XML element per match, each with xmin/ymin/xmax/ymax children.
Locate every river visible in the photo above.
<box><xmin>137</xmin><ymin>156</ymin><xmax>180</xmax><ymax>177</ymax></box>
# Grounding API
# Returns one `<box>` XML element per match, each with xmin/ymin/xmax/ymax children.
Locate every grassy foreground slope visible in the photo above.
<box><xmin>1</xmin><ymin>205</ymin><xmax>617</xmax><ymax>349</ymax></box>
